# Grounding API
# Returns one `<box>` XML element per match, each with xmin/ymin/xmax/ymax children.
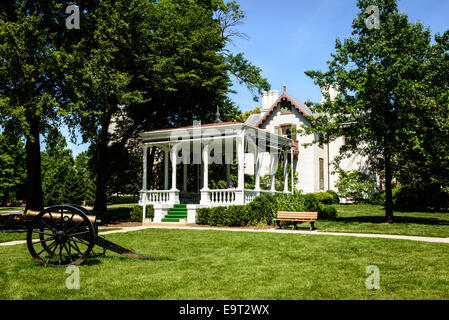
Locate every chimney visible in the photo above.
<box><xmin>261</xmin><ymin>89</ymin><xmax>280</xmax><ymax>113</ymax></box>
<box><xmin>270</xmin><ymin>90</ymin><xmax>279</xmax><ymax>107</ymax></box>
<box><xmin>261</xmin><ymin>91</ymin><xmax>270</xmax><ymax>113</ymax></box>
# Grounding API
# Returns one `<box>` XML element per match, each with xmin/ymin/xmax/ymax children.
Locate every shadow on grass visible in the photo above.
<box><xmin>333</xmin><ymin>215</ymin><xmax>449</xmax><ymax>225</ymax></box>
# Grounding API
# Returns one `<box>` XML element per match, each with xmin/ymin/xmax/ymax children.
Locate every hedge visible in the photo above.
<box><xmin>196</xmin><ymin>193</ymin><xmax>337</xmax><ymax>227</ymax></box>
<box><xmin>130</xmin><ymin>205</ymin><xmax>154</xmax><ymax>222</ymax></box>
<box><xmin>309</xmin><ymin>192</ymin><xmax>334</xmax><ymax>205</ymax></box>
<box><xmin>107</xmin><ymin>195</ymin><xmax>139</xmax><ymax>205</ymax></box>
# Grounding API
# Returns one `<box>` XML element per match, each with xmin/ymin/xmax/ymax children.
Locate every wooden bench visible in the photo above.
<box><xmin>273</xmin><ymin>212</ymin><xmax>318</xmax><ymax>231</ymax></box>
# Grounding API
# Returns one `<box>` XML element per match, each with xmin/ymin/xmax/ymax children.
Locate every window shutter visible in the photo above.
<box><xmin>291</xmin><ymin>125</ymin><xmax>297</xmax><ymax>141</ymax></box>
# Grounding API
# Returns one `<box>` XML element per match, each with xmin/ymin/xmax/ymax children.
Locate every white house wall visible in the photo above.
<box><xmin>259</xmin><ymin>104</ymin><xmax>327</xmax><ymax>194</ymax></box>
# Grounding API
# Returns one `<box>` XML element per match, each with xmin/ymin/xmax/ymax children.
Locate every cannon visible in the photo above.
<box><xmin>25</xmin><ymin>204</ymin><xmax>159</xmax><ymax>267</ymax></box>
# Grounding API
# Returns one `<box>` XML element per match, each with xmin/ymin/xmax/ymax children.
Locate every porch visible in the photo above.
<box><xmin>138</xmin><ymin>122</ymin><xmax>295</xmax><ymax>223</ymax></box>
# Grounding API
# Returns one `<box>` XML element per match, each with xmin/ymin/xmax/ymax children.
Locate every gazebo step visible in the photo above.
<box><xmin>164</xmin><ymin>214</ymin><xmax>187</xmax><ymax>219</ymax></box>
<box><xmin>162</xmin><ymin>204</ymin><xmax>188</xmax><ymax>223</ymax></box>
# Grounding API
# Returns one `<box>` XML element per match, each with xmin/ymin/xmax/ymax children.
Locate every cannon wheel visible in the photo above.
<box><xmin>27</xmin><ymin>205</ymin><xmax>96</xmax><ymax>267</ymax></box>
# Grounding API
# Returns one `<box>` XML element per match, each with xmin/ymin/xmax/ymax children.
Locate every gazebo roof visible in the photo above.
<box><xmin>140</xmin><ymin>122</ymin><xmax>293</xmax><ymax>150</ymax></box>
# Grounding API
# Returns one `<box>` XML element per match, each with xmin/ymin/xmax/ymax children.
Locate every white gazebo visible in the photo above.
<box><xmin>139</xmin><ymin>122</ymin><xmax>295</xmax><ymax>223</ymax></box>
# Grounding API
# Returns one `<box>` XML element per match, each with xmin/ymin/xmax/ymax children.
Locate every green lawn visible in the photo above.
<box><xmin>1</xmin><ymin>228</ymin><xmax>449</xmax><ymax>299</ymax></box>
<box><xmin>0</xmin><ymin>228</ymin><xmax>123</xmax><ymax>243</ymax></box>
<box><xmin>0</xmin><ymin>207</ymin><xmax>23</xmax><ymax>212</ymax></box>
<box><xmin>298</xmin><ymin>205</ymin><xmax>449</xmax><ymax>238</ymax></box>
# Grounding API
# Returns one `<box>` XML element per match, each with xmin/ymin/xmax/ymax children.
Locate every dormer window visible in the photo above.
<box><xmin>274</xmin><ymin>124</ymin><xmax>297</xmax><ymax>141</ymax></box>
<box><xmin>282</xmin><ymin>125</ymin><xmax>292</xmax><ymax>139</ymax></box>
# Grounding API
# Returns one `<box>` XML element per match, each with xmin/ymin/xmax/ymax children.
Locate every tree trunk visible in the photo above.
<box><xmin>93</xmin><ymin>114</ymin><xmax>111</xmax><ymax>214</ymax></box>
<box><xmin>25</xmin><ymin>118</ymin><xmax>44</xmax><ymax>211</ymax></box>
<box><xmin>384</xmin><ymin>150</ymin><xmax>394</xmax><ymax>223</ymax></box>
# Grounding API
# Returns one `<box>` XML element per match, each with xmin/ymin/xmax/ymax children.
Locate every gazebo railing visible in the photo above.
<box><xmin>139</xmin><ymin>190</ymin><xmax>172</xmax><ymax>205</ymax></box>
<box><xmin>208</xmin><ymin>189</ymin><xmax>237</xmax><ymax>205</ymax></box>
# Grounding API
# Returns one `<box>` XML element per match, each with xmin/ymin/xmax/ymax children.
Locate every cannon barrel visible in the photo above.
<box><xmin>25</xmin><ymin>210</ymin><xmax>97</xmax><ymax>224</ymax></box>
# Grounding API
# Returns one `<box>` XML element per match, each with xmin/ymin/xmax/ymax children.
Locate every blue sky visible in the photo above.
<box><xmin>229</xmin><ymin>0</ymin><xmax>449</xmax><ymax>111</ymax></box>
<box><xmin>67</xmin><ymin>0</ymin><xmax>449</xmax><ymax>155</ymax></box>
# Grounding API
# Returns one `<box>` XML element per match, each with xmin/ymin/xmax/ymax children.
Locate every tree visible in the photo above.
<box><xmin>41</xmin><ymin>129</ymin><xmax>75</xmax><ymax>206</ymax></box>
<box><xmin>66</xmin><ymin>0</ymin><xmax>270</xmax><ymax>213</ymax></box>
<box><xmin>0</xmin><ymin>130</ymin><xmax>26</xmax><ymax>204</ymax></box>
<box><xmin>394</xmin><ymin>30</ymin><xmax>449</xmax><ymax>209</ymax></box>
<box><xmin>304</xmin><ymin>0</ymin><xmax>437</xmax><ymax>222</ymax></box>
<box><xmin>335</xmin><ymin>170</ymin><xmax>375</xmax><ymax>202</ymax></box>
<box><xmin>0</xmin><ymin>0</ymin><xmax>74</xmax><ymax>210</ymax></box>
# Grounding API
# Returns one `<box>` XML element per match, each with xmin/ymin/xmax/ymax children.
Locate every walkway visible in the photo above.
<box><xmin>1</xmin><ymin>225</ymin><xmax>449</xmax><ymax>247</ymax></box>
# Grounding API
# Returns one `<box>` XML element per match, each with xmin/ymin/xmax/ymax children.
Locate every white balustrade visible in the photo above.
<box><xmin>209</xmin><ymin>190</ymin><xmax>237</xmax><ymax>205</ymax></box>
<box><xmin>140</xmin><ymin>190</ymin><xmax>172</xmax><ymax>204</ymax></box>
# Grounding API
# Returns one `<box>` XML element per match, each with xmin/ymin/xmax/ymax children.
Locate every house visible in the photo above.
<box><xmin>138</xmin><ymin>85</ymin><xmax>367</xmax><ymax>223</ymax></box>
<box><xmin>245</xmin><ymin>85</ymin><xmax>367</xmax><ymax>194</ymax></box>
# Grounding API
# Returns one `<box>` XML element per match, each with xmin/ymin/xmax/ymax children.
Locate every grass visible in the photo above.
<box><xmin>0</xmin><ymin>228</ymin><xmax>123</xmax><ymax>243</ymax></box>
<box><xmin>0</xmin><ymin>207</ymin><xmax>23</xmax><ymax>212</ymax></box>
<box><xmin>1</xmin><ymin>228</ymin><xmax>449</xmax><ymax>299</ymax></box>
<box><xmin>310</xmin><ymin>205</ymin><xmax>449</xmax><ymax>238</ymax></box>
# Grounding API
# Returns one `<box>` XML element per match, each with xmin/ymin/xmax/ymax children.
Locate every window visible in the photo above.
<box><xmin>318</xmin><ymin>134</ymin><xmax>324</xmax><ymax>149</ymax></box>
<box><xmin>281</xmin><ymin>125</ymin><xmax>292</xmax><ymax>139</ymax></box>
<box><xmin>319</xmin><ymin>158</ymin><xmax>324</xmax><ymax>190</ymax></box>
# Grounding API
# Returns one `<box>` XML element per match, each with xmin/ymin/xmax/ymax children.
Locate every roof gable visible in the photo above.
<box><xmin>255</xmin><ymin>88</ymin><xmax>315</xmax><ymax>128</ymax></box>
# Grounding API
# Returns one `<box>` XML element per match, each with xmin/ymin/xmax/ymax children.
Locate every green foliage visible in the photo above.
<box><xmin>130</xmin><ymin>205</ymin><xmax>154</xmax><ymax>222</ymax></box>
<box><xmin>317</xmin><ymin>203</ymin><xmax>337</xmax><ymax>220</ymax></box>
<box><xmin>0</xmin><ymin>132</ymin><xmax>26</xmax><ymax>204</ymax></box>
<box><xmin>369</xmin><ymin>192</ymin><xmax>386</xmax><ymax>206</ymax></box>
<box><xmin>248</xmin><ymin>194</ymin><xmax>277</xmax><ymax>225</ymax></box>
<box><xmin>326</xmin><ymin>190</ymin><xmax>340</xmax><ymax>204</ymax></box>
<box><xmin>335</xmin><ymin>170</ymin><xmax>375</xmax><ymax>202</ymax></box>
<box><xmin>41</xmin><ymin>129</ymin><xmax>94</xmax><ymax>206</ymax></box>
<box><xmin>392</xmin><ymin>185</ymin><xmax>449</xmax><ymax>212</ymax></box>
<box><xmin>108</xmin><ymin>195</ymin><xmax>139</xmax><ymax>205</ymax></box>
<box><xmin>304</xmin><ymin>0</ymin><xmax>449</xmax><ymax>221</ymax></box>
<box><xmin>309</xmin><ymin>192</ymin><xmax>334</xmax><ymax>205</ymax></box>
<box><xmin>197</xmin><ymin>193</ymin><xmax>337</xmax><ymax>227</ymax></box>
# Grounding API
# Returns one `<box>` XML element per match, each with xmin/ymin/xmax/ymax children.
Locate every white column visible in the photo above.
<box><xmin>283</xmin><ymin>151</ymin><xmax>289</xmax><ymax>193</ymax></box>
<box><xmin>142</xmin><ymin>145</ymin><xmax>148</xmax><ymax>222</ymax></box>
<box><xmin>291</xmin><ymin>150</ymin><xmax>294</xmax><ymax>194</ymax></box>
<box><xmin>255</xmin><ymin>150</ymin><xmax>262</xmax><ymax>191</ymax></box>
<box><xmin>164</xmin><ymin>146</ymin><xmax>169</xmax><ymax>190</ymax></box>
<box><xmin>236</xmin><ymin>131</ymin><xmax>245</xmax><ymax>205</ymax></box>
<box><xmin>270</xmin><ymin>152</ymin><xmax>277</xmax><ymax>192</ymax></box>
<box><xmin>183</xmin><ymin>163</ymin><xmax>188</xmax><ymax>192</ymax></box>
<box><xmin>142</xmin><ymin>145</ymin><xmax>148</xmax><ymax>191</ymax></box>
<box><xmin>171</xmin><ymin>145</ymin><xmax>178</xmax><ymax>191</ymax></box>
<box><xmin>237</xmin><ymin>133</ymin><xmax>245</xmax><ymax>190</ymax></box>
<box><xmin>200</xmin><ymin>143</ymin><xmax>210</xmax><ymax>205</ymax></box>
<box><xmin>202</xmin><ymin>143</ymin><xmax>209</xmax><ymax>190</ymax></box>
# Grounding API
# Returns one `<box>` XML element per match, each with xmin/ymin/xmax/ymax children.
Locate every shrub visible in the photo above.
<box><xmin>392</xmin><ymin>186</ymin><xmax>422</xmax><ymax>211</ymax></box>
<box><xmin>326</xmin><ymin>190</ymin><xmax>340</xmax><ymax>204</ymax></box>
<box><xmin>274</xmin><ymin>193</ymin><xmax>306</xmax><ymax>211</ymax></box>
<box><xmin>107</xmin><ymin>195</ymin><xmax>139</xmax><ymax>205</ymax></box>
<box><xmin>130</xmin><ymin>205</ymin><xmax>154</xmax><ymax>222</ymax></box>
<box><xmin>196</xmin><ymin>208</ymin><xmax>212</xmax><ymax>225</ymax></box>
<box><xmin>309</xmin><ymin>192</ymin><xmax>334</xmax><ymax>204</ymax></box>
<box><xmin>368</xmin><ymin>192</ymin><xmax>385</xmax><ymax>205</ymax></box>
<box><xmin>318</xmin><ymin>204</ymin><xmax>337</xmax><ymax>220</ymax></box>
<box><xmin>222</xmin><ymin>206</ymin><xmax>250</xmax><ymax>227</ymax></box>
<box><xmin>248</xmin><ymin>194</ymin><xmax>277</xmax><ymax>225</ymax></box>
<box><xmin>196</xmin><ymin>193</ymin><xmax>338</xmax><ymax>227</ymax></box>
